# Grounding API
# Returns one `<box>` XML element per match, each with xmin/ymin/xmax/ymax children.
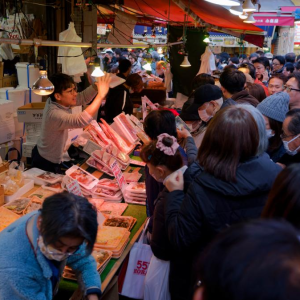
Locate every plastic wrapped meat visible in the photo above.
<box><xmin>86</xmin><ymin>157</ymin><xmax>114</xmax><ymax>177</ymax></box>
<box><xmin>92</xmin><ymin>150</ymin><xmax>124</xmax><ymax>170</ymax></box>
<box><xmin>113</xmin><ymin>113</ymin><xmax>138</xmax><ymax>144</ymax></box>
<box><xmin>86</xmin><ymin>127</ymin><xmax>106</xmax><ymax>148</ymax></box>
<box><xmin>99</xmin><ymin>119</ymin><xmax>131</xmax><ymax>153</ymax></box>
<box><xmin>97</xmin><ymin>178</ymin><xmax>120</xmax><ymax>191</ymax></box>
<box><xmin>90</xmin><ymin>120</ymin><xmax>111</xmax><ymax>146</ymax></box>
<box><xmin>106</xmin><ymin>144</ymin><xmax>130</xmax><ymax>164</ymax></box>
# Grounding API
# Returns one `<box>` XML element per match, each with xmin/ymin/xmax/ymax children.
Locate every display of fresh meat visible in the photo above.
<box><xmin>106</xmin><ymin>144</ymin><xmax>129</xmax><ymax>164</ymax></box>
<box><xmin>90</xmin><ymin>120</ymin><xmax>111</xmax><ymax>146</ymax></box>
<box><xmin>86</xmin><ymin>157</ymin><xmax>114</xmax><ymax>177</ymax></box>
<box><xmin>98</xmin><ymin>178</ymin><xmax>120</xmax><ymax>190</ymax></box>
<box><xmin>113</xmin><ymin>113</ymin><xmax>138</xmax><ymax>144</ymax></box>
<box><xmin>99</xmin><ymin>119</ymin><xmax>131</xmax><ymax>153</ymax></box>
<box><xmin>87</xmin><ymin>127</ymin><xmax>106</xmax><ymax>148</ymax></box>
<box><xmin>92</xmin><ymin>150</ymin><xmax>124</xmax><ymax>170</ymax></box>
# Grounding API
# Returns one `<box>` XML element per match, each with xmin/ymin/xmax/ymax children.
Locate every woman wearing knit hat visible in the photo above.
<box><xmin>257</xmin><ymin>92</ymin><xmax>290</xmax><ymax>162</ymax></box>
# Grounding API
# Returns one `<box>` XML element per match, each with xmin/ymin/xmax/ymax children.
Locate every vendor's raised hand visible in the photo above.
<box><xmin>177</xmin><ymin>127</ymin><xmax>191</xmax><ymax>139</ymax></box>
<box><xmin>97</xmin><ymin>73</ymin><xmax>111</xmax><ymax>100</ymax></box>
<box><xmin>165</xmin><ymin>171</ymin><xmax>184</xmax><ymax>192</ymax></box>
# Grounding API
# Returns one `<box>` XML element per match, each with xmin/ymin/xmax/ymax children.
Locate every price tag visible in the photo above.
<box><xmin>66</xmin><ymin>179</ymin><xmax>83</xmax><ymax>196</ymax></box>
<box><xmin>110</xmin><ymin>160</ymin><xmax>127</xmax><ymax>193</ymax></box>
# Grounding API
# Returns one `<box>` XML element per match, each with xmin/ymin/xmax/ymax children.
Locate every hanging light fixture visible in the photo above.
<box><xmin>239</xmin><ymin>11</ymin><xmax>248</xmax><ymax>19</ymax></box>
<box><xmin>180</xmin><ymin>55</ymin><xmax>191</xmax><ymax>67</ymax></box>
<box><xmin>32</xmin><ymin>71</ymin><xmax>55</xmax><ymax>96</ymax></box>
<box><xmin>229</xmin><ymin>4</ymin><xmax>243</xmax><ymax>15</ymax></box>
<box><xmin>144</xmin><ymin>26</ymin><xmax>147</xmax><ymax>33</ymax></box>
<box><xmin>243</xmin><ymin>0</ymin><xmax>256</xmax><ymax>12</ymax></box>
<box><xmin>157</xmin><ymin>47</ymin><xmax>163</xmax><ymax>54</ymax></box>
<box><xmin>243</xmin><ymin>13</ymin><xmax>256</xmax><ymax>23</ymax></box>
<box><xmin>91</xmin><ymin>57</ymin><xmax>105</xmax><ymax>77</ymax></box>
<box><xmin>205</xmin><ymin>0</ymin><xmax>240</xmax><ymax>6</ymax></box>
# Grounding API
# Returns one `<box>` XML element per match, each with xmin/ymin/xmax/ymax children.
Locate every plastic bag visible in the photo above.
<box><xmin>57</xmin><ymin>22</ymin><xmax>87</xmax><ymax>76</ymax></box>
<box><xmin>144</xmin><ymin>256</ymin><xmax>171</xmax><ymax>300</ymax></box>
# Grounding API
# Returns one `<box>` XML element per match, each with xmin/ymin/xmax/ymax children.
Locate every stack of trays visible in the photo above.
<box><xmin>94</xmin><ymin>226</ymin><xmax>130</xmax><ymax>258</ymax></box>
<box><xmin>62</xmin><ymin>249</ymin><xmax>113</xmax><ymax>281</ymax></box>
<box><xmin>98</xmin><ymin>202</ymin><xmax>128</xmax><ymax>216</ymax></box>
<box><xmin>104</xmin><ymin>215</ymin><xmax>137</xmax><ymax>231</ymax></box>
<box><xmin>124</xmin><ymin>182</ymin><xmax>146</xmax><ymax>205</ymax></box>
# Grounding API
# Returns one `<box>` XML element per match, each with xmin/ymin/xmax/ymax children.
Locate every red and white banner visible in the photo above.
<box><xmin>254</xmin><ymin>14</ymin><xmax>294</xmax><ymax>26</ymax></box>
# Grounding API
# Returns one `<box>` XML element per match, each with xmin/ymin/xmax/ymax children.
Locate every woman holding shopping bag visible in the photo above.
<box><xmin>140</xmin><ymin>133</ymin><xmax>198</xmax><ymax>300</ymax></box>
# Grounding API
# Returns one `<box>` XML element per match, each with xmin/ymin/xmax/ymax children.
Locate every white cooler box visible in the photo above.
<box><xmin>15</xmin><ymin>62</ymin><xmax>40</xmax><ymax>88</ymax></box>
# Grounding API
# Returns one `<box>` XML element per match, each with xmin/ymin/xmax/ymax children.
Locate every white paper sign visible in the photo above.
<box><xmin>110</xmin><ymin>160</ymin><xmax>127</xmax><ymax>193</ymax></box>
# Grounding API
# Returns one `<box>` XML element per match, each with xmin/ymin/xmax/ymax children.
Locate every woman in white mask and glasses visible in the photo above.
<box><xmin>278</xmin><ymin>109</ymin><xmax>300</xmax><ymax>167</ymax></box>
<box><xmin>0</xmin><ymin>193</ymin><xmax>101</xmax><ymax>300</ymax></box>
<box><xmin>256</xmin><ymin>92</ymin><xmax>290</xmax><ymax>163</ymax></box>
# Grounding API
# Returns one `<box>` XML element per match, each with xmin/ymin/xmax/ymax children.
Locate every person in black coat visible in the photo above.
<box><xmin>102</xmin><ymin>73</ymin><xmax>143</xmax><ymax>123</ymax></box>
<box><xmin>140</xmin><ymin>133</ymin><xmax>198</xmax><ymax>300</ymax></box>
<box><xmin>164</xmin><ymin>106</ymin><xmax>282</xmax><ymax>299</ymax></box>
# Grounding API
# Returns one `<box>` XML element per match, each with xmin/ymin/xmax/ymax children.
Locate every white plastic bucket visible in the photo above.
<box><xmin>15</xmin><ymin>62</ymin><xmax>40</xmax><ymax>88</ymax></box>
<box><xmin>0</xmin><ymin>87</ymin><xmax>27</xmax><ymax>111</ymax></box>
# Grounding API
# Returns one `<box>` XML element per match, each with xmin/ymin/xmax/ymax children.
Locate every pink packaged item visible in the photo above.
<box><xmin>97</xmin><ymin>178</ymin><xmax>120</xmax><ymax>191</ymax></box>
<box><xmin>66</xmin><ymin>166</ymin><xmax>98</xmax><ymax>190</ymax></box>
<box><xmin>105</xmin><ymin>144</ymin><xmax>130</xmax><ymax>164</ymax></box>
<box><xmin>99</xmin><ymin>119</ymin><xmax>132</xmax><ymax>153</ymax></box>
<box><xmin>113</xmin><ymin>113</ymin><xmax>138</xmax><ymax>144</ymax></box>
<box><xmin>123</xmin><ymin>172</ymin><xmax>142</xmax><ymax>183</ymax></box>
<box><xmin>126</xmin><ymin>182</ymin><xmax>146</xmax><ymax>194</ymax></box>
<box><xmin>86</xmin><ymin>157</ymin><xmax>114</xmax><ymax>177</ymax></box>
<box><xmin>90</xmin><ymin>120</ymin><xmax>111</xmax><ymax>146</ymax></box>
<box><xmin>92</xmin><ymin>150</ymin><xmax>127</xmax><ymax>171</ymax></box>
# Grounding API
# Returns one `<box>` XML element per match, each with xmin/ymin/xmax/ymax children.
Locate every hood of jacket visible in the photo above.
<box><xmin>195</xmin><ymin>153</ymin><xmax>282</xmax><ymax>197</ymax></box>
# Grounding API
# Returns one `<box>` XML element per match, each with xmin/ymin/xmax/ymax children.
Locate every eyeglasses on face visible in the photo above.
<box><xmin>64</xmin><ymin>85</ymin><xmax>78</xmax><ymax>94</ymax></box>
<box><xmin>280</xmin><ymin>133</ymin><xmax>296</xmax><ymax>140</ymax></box>
<box><xmin>284</xmin><ymin>85</ymin><xmax>300</xmax><ymax>93</ymax></box>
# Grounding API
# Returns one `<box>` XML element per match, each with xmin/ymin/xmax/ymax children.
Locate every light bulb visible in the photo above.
<box><xmin>244</xmin><ymin>13</ymin><xmax>256</xmax><ymax>23</ymax></box>
<box><xmin>243</xmin><ymin>0</ymin><xmax>256</xmax><ymax>12</ymax></box>
<box><xmin>229</xmin><ymin>4</ymin><xmax>243</xmax><ymax>15</ymax></box>
<box><xmin>180</xmin><ymin>55</ymin><xmax>191</xmax><ymax>67</ymax></box>
<box><xmin>203</xmin><ymin>37</ymin><xmax>210</xmax><ymax>43</ymax></box>
<box><xmin>205</xmin><ymin>0</ymin><xmax>240</xmax><ymax>6</ymax></box>
<box><xmin>91</xmin><ymin>67</ymin><xmax>105</xmax><ymax>77</ymax></box>
<box><xmin>239</xmin><ymin>12</ymin><xmax>248</xmax><ymax>19</ymax></box>
<box><xmin>143</xmin><ymin>63</ymin><xmax>152</xmax><ymax>71</ymax></box>
<box><xmin>157</xmin><ymin>47</ymin><xmax>163</xmax><ymax>54</ymax></box>
<box><xmin>32</xmin><ymin>70</ymin><xmax>54</xmax><ymax>96</ymax></box>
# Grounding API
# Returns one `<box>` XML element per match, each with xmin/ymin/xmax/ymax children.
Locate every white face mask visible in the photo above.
<box><xmin>282</xmin><ymin>134</ymin><xmax>300</xmax><ymax>156</ymax></box>
<box><xmin>38</xmin><ymin>236</ymin><xmax>72</xmax><ymax>261</ymax></box>
<box><xmin>198</xmin><ymin>105</ymin><xmax>213</xmax><ymax>123</ymax></box>
<box><xmin>266</xmin><ymin>129</ymin><xmax>275</xmax><ymax>139</ymax></box>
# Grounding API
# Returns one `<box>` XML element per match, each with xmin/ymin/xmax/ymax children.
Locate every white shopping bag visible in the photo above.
<box><xmin>144</xmin><ymin>255</ymin><xmax>171</xmax><ymax>300</ymax></box>
<box><xmin>120</xmin><ymin>220</ymin><xmax>153</xmax><ymax>299</ymax></box>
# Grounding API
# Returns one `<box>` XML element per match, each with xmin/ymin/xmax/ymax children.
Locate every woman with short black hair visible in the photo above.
<box><xmin>0</xmin><ymin>193</ymin><xmax>100</xmax><ymax>300</ymax></box>
<box><xmin>272</xmin><ymin>55</ymin><xmax>285</xmax><ymax>74</ymax></box>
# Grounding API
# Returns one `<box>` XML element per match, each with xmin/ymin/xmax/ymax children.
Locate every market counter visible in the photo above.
<box><xmin>54</xmin><ymin>204</ymin><xmax>147</xmax><ymax>300</ymax></box>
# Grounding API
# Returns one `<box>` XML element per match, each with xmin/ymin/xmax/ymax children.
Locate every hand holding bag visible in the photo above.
<box><xmin>119</xmin><ymin>219</ymin><xmax>153</xmax><ymax>299</ymax></box>
<box><xmin>144</xmin><ymin>255</ymin><xmax>171</xmax><ymax>300</ymax></box>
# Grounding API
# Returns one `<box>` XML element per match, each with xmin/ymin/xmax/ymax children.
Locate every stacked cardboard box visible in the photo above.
<box><xmin>17</xmin><ymin>103</ymin><xmax>45</xmax><ymax>158</ymax></box>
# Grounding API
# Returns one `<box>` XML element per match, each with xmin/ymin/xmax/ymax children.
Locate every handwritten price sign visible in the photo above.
<box><xmin>66</xmin><ymin>179</ymin><xmax>83</xmax><ymax>196</ymax></box>
<box><xmin>110</xmin><ymin>160</ymin><xmax>127</xmax><ymax>193</ymax></box>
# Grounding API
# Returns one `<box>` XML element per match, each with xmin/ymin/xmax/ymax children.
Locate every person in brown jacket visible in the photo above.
<box><xmin>219</xmin><ymin>68</ymin><xmax>259</xmax><ymax>107</ymax></box>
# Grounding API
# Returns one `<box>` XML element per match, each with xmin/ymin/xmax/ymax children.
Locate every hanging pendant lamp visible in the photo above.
<box><xmin>205</xmin><ymin>0</ymin><xmax>240</xmax><ymax>6</ymax></box>
<box><xmin>243</xmin><ymin>13</ymin><xmax>256</xmax><ymax>23</ymax></box>
<box><xmin>239</xmin><ymin>12</ymin><xmax>248</xmax><ymax>19</ymax></box>
<box><xmin>180</xmin><ymin>55</ymin><xmax>191</xmax><ymax>67</ymax></box>
<box><xmin>230</xmin><ymin>4</ymin><xmax>243</xmax><ymax>15</ymax></box>
<box><xmin>243</xmin><ymin>0</ymin><xmax>256</xmax><ymax>12</ymax></box>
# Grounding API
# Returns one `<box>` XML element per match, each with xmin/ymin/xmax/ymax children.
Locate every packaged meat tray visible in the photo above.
<box><xmin>66</xmin><ymin>166</ymin><xmax>99</xmax><ymax>190</ymax></box>
<box><xmin>98</xmin><ymin>202</ymin><xmax>128</xmax><ymax>216</ymax></box>
<box><xmin>105</xmin><ymin>143</ymin><xmax>130</xmax><ymax>164</ymax></box>
<box><xmin>123</xmin><ymin>172</ymin><xmax>142</xmax><ymax>183</ymax></box>
<box><xmin>104</xmin><ymin>216</ymin><xmax>136</xmax><ymax>231</ymax></box>
<box><xmin>95</xmin><ymin>226</ymin><xmax>130</xmax><ymax>249</ymax></box>
<box><xmin>92</xmin><ymin>149</ymin><xmax>127</xmax><ymax>171</ymax></box>
<box><xmin>42</xmin><ymin>182</ymin><xmax>64</xmax><ymax>193</ymax></box>
<box><xmin>97</xmin><ymin>178</ymin><xmax>120</xmax><ymax>191</ymax></box>
<box><xmin>3</xmin><ymin>198</ymin><xmax>31</xmax><ymax>215</ymax></box>
<box><xmin>35</xmin><ymin>172</ymin><xmax>63</xmax><ymax>185</ymax></box>
<box><xmin>125</xmin><ymin>182</ymin><xmax>146</xmax><ymax>194</ymax></box>
<box><xmin>113</xmin><ymin>113</ymin><xmax>138</xmax><ymax>144</ymax></box>
<box><xmin>86</xmin><ymin>157</ymin><xmax>114</xmax><ymax>177</ymax></box>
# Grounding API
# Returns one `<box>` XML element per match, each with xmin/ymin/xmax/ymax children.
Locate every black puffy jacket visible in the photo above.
<box><xmin>165</xmin><ymin>153</ymin><xmax>282</xmax><ymax>253</ymax></box>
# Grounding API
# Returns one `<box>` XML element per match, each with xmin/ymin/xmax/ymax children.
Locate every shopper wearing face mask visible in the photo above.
<box><xmin>0</xmin><ymin>193</ymin><xmax>100</xmax><ymax>300</ymax></box>
<box><xmin>278</xmin><ymin>109</ymin><xmax>300</xmax><ymax>166</ymax></box>
<box><xmin>256</xmin><ymin>92</ymin><xmax>290</xmax><ymax>162</ymax></box>
<box><xmin>178</xmin><ymin>84</ymin><xmax>224</xmax><ymax>149</ymax></box>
